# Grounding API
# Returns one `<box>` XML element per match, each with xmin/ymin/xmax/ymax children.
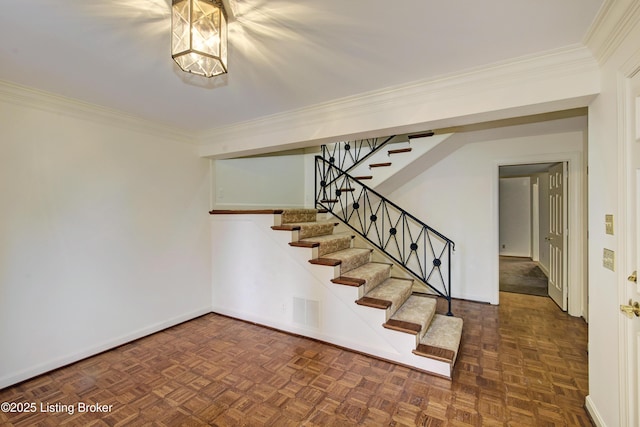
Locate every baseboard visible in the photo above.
<box><xmin>0</xmin><ymin>306</ymin><xmax>211</xmax><ymax>389</ymax></box>
<box><xmin>537</xmin><ymin>261</ymin><xmax>550</xmax><ymax>277</ymax></box>
<box><xmin>210</xmin><ymin>305</ymin><xmax>405</xmax><ymax>362</ymax></box>
<box><xmin>498</xmin><ymin>252</ymin><xmax>531</xmax><ymax>258</ymax></box>
<box><xmin>585</xmin><ymin>395</ymin><xmax>607</xmax><ymax>427</ymax></box>
<box><xmin>210</xmin><ymin>306</ymin><xmax>452</xmax><ymax>378</ymax></box>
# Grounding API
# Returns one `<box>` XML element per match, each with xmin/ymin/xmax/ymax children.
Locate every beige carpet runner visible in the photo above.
<box><xmin>272</xmin><ymin>208</ymin><xmax>464</xmax><ymax>375</ymax></box>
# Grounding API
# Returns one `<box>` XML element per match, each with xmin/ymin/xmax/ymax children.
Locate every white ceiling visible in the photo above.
<box><xmin>0</xmin><ymin>0</ymin><xmax>604</xmax><ymax>134</ymax></box>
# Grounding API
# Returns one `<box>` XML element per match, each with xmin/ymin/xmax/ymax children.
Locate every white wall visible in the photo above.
<box><xmin>213</xmin><ymin>154</ymin><xmax>306</xmax><ymax>209</ymax></box>
<box><xmin>499</xmin><ymin>177</ymin><xmax>532</xmax><ymax>257</ymax></box>
<box><xmin>386</xmin><ymin>122</ymin><xmax>584</xmax><ymax>304</ymax></box>
<box><xmin>210</xmin><ymin>213</ymin><xmax>453</xmax><ymax>377</ymax></box>
<box><xmin>585</xmin><ymin>9</ymin><xmax>640</xmax><ymax>425</ymax></box>
<box><xmin>0</xmin><ymin>90</ymin><xmax>212</xmax><ymax>388</ymax></box>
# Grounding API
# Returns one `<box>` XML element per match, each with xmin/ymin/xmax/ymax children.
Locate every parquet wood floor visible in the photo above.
<box><xmin>0</xmin><ymin>292</ymin><xmax>590</xmax><ymax>426</ymax></box>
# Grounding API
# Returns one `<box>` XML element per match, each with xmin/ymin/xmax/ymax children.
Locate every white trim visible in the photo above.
<box><xmin>0</xmin><ymin>307</ymin><xmax>211</xmax><ymax>389</ymax></box>
<box><xmin>494</xmin><ymin>152</ymin><xmax>585</xmax><ymax>316</ymax></box>
<box><xmin>532</xmin><ymin>180</ymin><xmax>540</xmax><ymax>262</ymax></box>
<box><xmin>616</xmin><ymin>69</ymin><xmax>630</xmax><ymax>427</ymax></box>
<box><xmin>584</xmin><ymin>0</ymin><xmax>640</xmax><ymax>65</ymax></box>
<box><xmin>586</xmin><ymin>395</ymin><xmax>608</xmax><ymax>427</ymax></box>
<box><xmin>209</xmin><ymin>159</ymin><xmax>218</xmax><ymax>210</ymax></box>
<box><xmin>197</xmin><ymin>46</ymin><xmax>599</xmax><ymax>159</ymax></box>
<box><xmin>616</xmin><ymin>47</ymin><xmax>640</xmax><ymax>427</ymax></box>
<box><xmin>0</xmin><ymin>79</ymin><xmax>194</xmax><ymax>144</ymax></box>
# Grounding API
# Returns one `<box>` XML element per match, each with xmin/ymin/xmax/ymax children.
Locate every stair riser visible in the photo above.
<box><xmin>388</xmin><ymin>295</ymin><xmax>438</xmax><ymax>340</ymax></box>
<box><xmin>297</xmin><ymin>223</ymin><xmax>335</xmax><ymax>240</ymax></box>
<box><xmin>418</xmin><ymin>315</ymin><xmax>463</xmax><ymax>369</ymax></box>
<box><xmin>316</xmin><ymin>237</ymin><xmax>352</xmax><ymax>257</ymax></box>
<box><xmin>360</xmin><ymin>267</ymin><xmax>392</xmax><ymax>296</ymax></box>
<box><xmin>276</xmin><ymin>216</ymin><xmax>315</xmax><ymax>226</ymax></box>
<box><xmin>281</xmin><ymin>211</ymin><xmax>318</xmax><ymax>224</ymax></box>
<box><xmin>330</xmin><ymin>288</ymin><xmax>451</xmax><ymax>377</ymax></box>
<box><xmin>356</xmin><ymin>277</ymin><xmax>413</xmax><ymax>319</ymax></box>
<box><xmin>372</xmin><ymin>284</ymin><xmax>412</xmax><ymax>321</ymax></box>
<box><xmin>274</xmin><ymin>209</ymin><xmax>461</xmax><ymax>379</ymax></box>
<box><xmin>339</xmin><ymin>251</ymin><xmax>372</xmax><ymax>275</ymax></box>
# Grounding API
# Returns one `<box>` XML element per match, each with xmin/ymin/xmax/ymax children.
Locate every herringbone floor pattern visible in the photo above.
<box><xmin>0</xmin><ymin>292</ymin><xmax>590</xmax><ymax>426</ymax></box>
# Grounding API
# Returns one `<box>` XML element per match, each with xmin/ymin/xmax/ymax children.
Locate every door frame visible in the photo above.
<box><xmin>532</xmin><ymin>180</ymin><xmax>540</xmax><ymax>262</ymax></box>
<box><xmin>494</xmin><ymin>151</ymin><xmax>586</xmax><ymax>318</ymax></box>
<box><xmin>616</xmin><ymin>49</ymin><xmax>640</xmax><ymax>427</ymax></box>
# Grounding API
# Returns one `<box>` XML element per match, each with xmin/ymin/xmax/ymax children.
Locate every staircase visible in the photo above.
<box><xmin>315</xmin><ymin>142</ymin><xmax>456</xmax><ymax>315</ymax></box>
<box><xmin>272</xmin><ymin>208</ymin><xmax>463</xmax><ymax>378</ymax></box>
<box><xmin>347</xmin><ymin>132</ymin><xmax>454</xmax><ymax>190</ymax></box>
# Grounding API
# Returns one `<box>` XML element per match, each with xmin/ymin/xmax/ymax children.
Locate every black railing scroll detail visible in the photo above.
<box><xmin>315</xmin><ymin>155</ymin><xmax>455</xmax><ymax>316</ymax></box>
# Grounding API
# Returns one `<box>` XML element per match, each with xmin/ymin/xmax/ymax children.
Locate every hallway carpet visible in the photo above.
<box><xmin>499</xmin><ymin>256</ymin><xmax>549</xmax><ymax>297</ymax></box>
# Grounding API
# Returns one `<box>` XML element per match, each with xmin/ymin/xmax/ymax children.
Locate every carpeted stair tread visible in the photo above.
<box><xmin>280</xmin><ymin>209</ymin><xmax>319</xmax><ymax>224</ymax></box>
<box><xmin>272</xmin><ymin>221</ymin><xmax>336</xmax><ymax>240</ymax></box>
<box><xmin>413</xmin><ymin>315</ymin><xmax>463</xmax><ymax>365</ymax></box>
<box><xmin>271</xmin><ymin>209</ymin><xmax>464</xmax><ymax>377</ymax></box>
<box><xmin>384</xmin><ymin>295</ymin><xmax>437</xmax><ymax>336</ymax></box>
<box><xmin>357</xmin><ymin>278</ymin><xmax>413</xmax><ymax>316</ymax></box>
<box><xmin>333</xmin><ymin>262</ymin><xmax>391</xmax><ymax>294</ymax></box>
<box><xmin>291</xmin><ymin>232</ymin><xmax>353</xmax><ymax>257</ymax></box>
<box><xmin>314</xmin><ymin>248</ymin><xmax>373</xmax><ymax>274</ymax></box>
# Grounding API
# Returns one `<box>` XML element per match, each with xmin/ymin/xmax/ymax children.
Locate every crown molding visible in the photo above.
<box><xmin>584</xmin><ymin>0</ymin><xmax>640</xmax><ymax>64</ymax></box>
<box><xmin>0</xmin><ymin>80</ymin><xmax>195</xmax><ymax>144</ymax></box>
<box><xmin>197</xmin><ymin>45</ymin><xmax>600</xmax><ymax>158</ymax></box>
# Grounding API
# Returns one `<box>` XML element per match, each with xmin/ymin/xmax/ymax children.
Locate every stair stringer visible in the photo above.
<box><xmin>349</xmin><ymin>133</ymin><xmax>454</xmax><ymax>190</ymax></box>
<box><xmin>274</xmin><ymin>212</ymin><xmax>454</xmax><ymax>377</ymax></box>
<box><xmin>210</xmin><ymin>213</ymin><xmax>452</xmax><ymax>377</ymax></box>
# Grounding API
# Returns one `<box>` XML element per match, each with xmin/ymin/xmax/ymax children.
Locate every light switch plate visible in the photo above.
<box><xmin>603</xmin><ymin>248</ymin><xmax>615</xmax><ymax>271</ymax></box>
<box><xmin>605</xmin><ymin>214</ymin><xmax>614</xmax><ymax>235</ymax></box>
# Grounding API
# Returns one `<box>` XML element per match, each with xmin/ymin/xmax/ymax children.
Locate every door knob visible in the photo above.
<box><xmin>628</xmin><ymin>271</ymin><xmax>637</xmax><ymax>283</ymax></box>
<box><xmin>620</xmin><ymin>300</ymin><xmax>640</xmax><ymax>318</ymax></box>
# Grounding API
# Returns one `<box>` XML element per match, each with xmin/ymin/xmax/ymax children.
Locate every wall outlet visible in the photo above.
<box><xmin>605</xmin><ymin>214</ymin><xmax>614</xmax><ymax>235</ymax></box>
<box><xmin>603</xmin><ymin>248</ymin><xmax>615</xmax><ymax>271</ymax></box>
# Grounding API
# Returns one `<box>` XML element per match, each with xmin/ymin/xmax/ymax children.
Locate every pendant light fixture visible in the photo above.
<box><xmin>171</xmin><ymin>0</ymin><xmax>228</xmax><ymax>77</ymax></box>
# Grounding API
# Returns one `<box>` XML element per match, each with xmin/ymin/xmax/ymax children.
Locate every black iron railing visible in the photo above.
<box><xmin>315</xmin><ymin>155</ymin><xmax>455</xmax><ymax>315</ymax></box>
<box><xmin>321</xmin><ymin>136</ymin><xmax>395</xmax><ymax>175</ymax></box>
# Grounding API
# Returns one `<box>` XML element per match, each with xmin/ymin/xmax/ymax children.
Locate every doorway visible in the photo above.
<box><xmin>499</xmin><ymin>164</ymin><xmax>555</xmax><ymax>298</ymax></box>
<box><xmin>498</xmin><ymin>162</ymin><xmax>570</xmax><ymax>310</ymax></box>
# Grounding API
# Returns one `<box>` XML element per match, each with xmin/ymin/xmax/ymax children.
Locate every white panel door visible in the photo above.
<box><xmin>548</xmin><ymin>162</ymin><xmax>567</xmax><ymax>310</ymax></box>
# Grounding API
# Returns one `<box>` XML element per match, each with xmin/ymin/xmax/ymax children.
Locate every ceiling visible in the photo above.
<box><xmin>0</xmin><ymin>0</ymin><xmax>604</xmax><ymax>134</ymax></box>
